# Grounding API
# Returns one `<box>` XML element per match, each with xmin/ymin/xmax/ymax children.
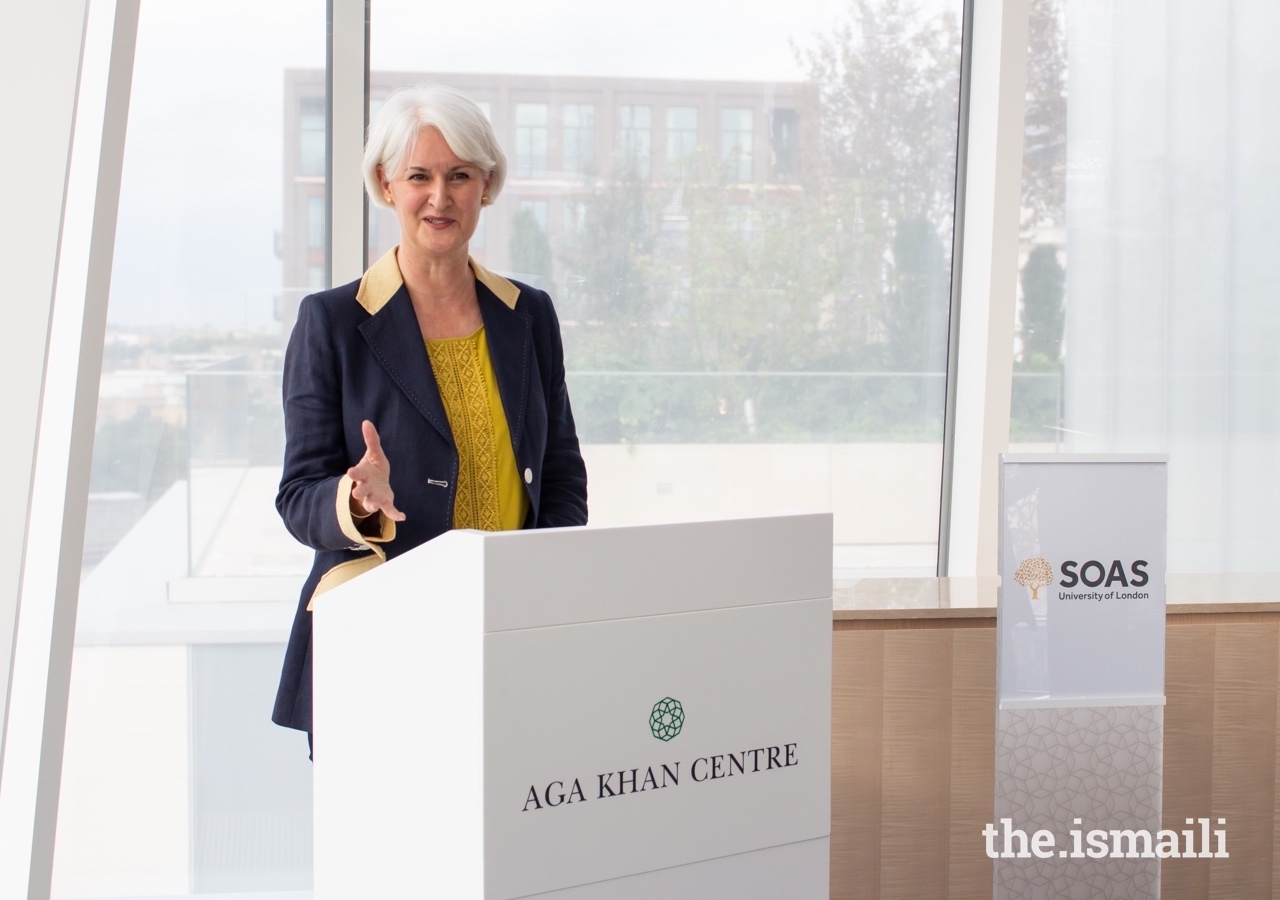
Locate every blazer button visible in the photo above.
<box><xmin>524</xmin><ymin>468</ymin><xmax>533</xmax><ymax>484</ymax></box>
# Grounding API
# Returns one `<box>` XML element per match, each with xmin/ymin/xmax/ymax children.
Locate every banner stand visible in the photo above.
<box><xmin>994</xmin><ymin>454</ymin><xmax>1167</xmax><ymax>898</ymax></box>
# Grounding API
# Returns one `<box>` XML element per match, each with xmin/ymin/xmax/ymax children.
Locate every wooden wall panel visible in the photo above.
<box><xmin>947</xmin><ymin>628</ymin><xmax>995</xmax><ymax>900</ymax></box>
<box><xmin>879</xmin><ymin>631</ymin><xmax>953</xmax><ymax>899</ymax></box>
<box><xmin>1208</xmin><ymin>623</ymin><xmax>1278</xmax><ymax>897</ymax></box>
<box><xmin>831</xmin><ymin>630</ymin><xmax>884</xmax><ymax>899</ymax></box>
<box><xmin>1274</xmin><ymin>642</ymin><xmax>1280</xmax><ymax>900</ymax></box>
<box><xmin>830</xmin><ymin>613</ymin><xmax>1280</xmax><ymax>899</ymax></box>
<box><xmin>1164</xmin><ymin>622</ymin><xmax>1215</xmax><ymax>899</ymax></box>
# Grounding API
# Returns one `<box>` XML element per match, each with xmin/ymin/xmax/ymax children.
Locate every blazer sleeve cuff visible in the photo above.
<box><xmin>335</xmin><ymin>473</ymin><xmax>395</xmax><ymax>557</ymax></box>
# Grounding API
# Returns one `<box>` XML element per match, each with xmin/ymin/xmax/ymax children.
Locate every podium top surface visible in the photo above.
<box><xmin>319</xmin><ymin>513</ymin><xmax>833</xmax><ymax>633</ymax></box>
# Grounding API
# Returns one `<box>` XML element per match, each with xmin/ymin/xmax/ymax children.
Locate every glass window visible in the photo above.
<box><xmin>371</xmin><ymin>0</ymin><xmax>966</xmax><ymax>578</ymax></box>
<box><xmin>515</xmin><ymin>102</ymin><xmax>549</xmax><ymax>177</ymax></box>
<box><xmin>52</xmin><ymin>3</ymin><xmax>324</xmax><ymax>897</ymax></box>
<box><xmin>727</xmin><ymin>203</ymin><xmax>755</xmax><ymax>238</ymax></box>
<box><xmin>307</xmin><ymin>194</ymin><xmax>325</xmax><ymax>248</ymax></box>
<box><xmin>563</xmin><ymin>103</ymin><xmax>596</xmax><ymax>176</ymax></box>
<box><xmin>618</xmin><ymin>104</ymin><xmax>651</xmax><ymax>178</ymax></box>
<box><xmin>299</xmin><ymin>94</ymin><xmax>325</xmax><ymax>177</ymax></box>
<box><xmin>519</xmin><ymin>198</ymin><xmax>549</xmax><ymax>231</ymax></box>
<box><xmin>511</xmin><ymin>200</ymin><xmax>551</xmax><ymax>280</ymax></box>
<box><xmin>721</xmin><ymin>107</ymin><xmax>754</xmax><ymax>182</ymax></box>
<box><xmin>365</xmin><ymin>91</ymin><xmax>396</xmax><ymax>264</ymax></box>
<box><xmin>369</xmin><ymin>205</ymin><xmax>399</xmax><ymax>262</ymax></box>
<box><xmin>563</xmin><ymin>199</ymin><xmax>586</xmax><ymax>235</ymax></box>
<box><xmin>769</xmin><ymin>108</ymin><xmax>799</xmax><ymax>181</ymax></box>
<box><xmin>667</xmin><ymin>105</ymin><xmax>699</xmax><ymax>166</ymax></box>
<box><xmin>1012</xmin><ymin>0</ymin><xmax>1280</xmax><ymax>574</ymax></box>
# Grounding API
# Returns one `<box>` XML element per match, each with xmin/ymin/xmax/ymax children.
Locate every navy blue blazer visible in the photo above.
<box><xmin>272</xmin><ymin>251</ymin><xmax>588</xmax><ymax>732</ymax></box>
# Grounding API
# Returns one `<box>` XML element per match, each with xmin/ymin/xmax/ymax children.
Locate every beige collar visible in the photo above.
<box><xmin>355</xmin><ymin>246</ymin><xmax>520</xmax><ymax>315</ymax></box>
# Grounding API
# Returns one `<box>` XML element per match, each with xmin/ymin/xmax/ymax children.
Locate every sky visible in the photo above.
<box><xmin>103</xmin><ymin>0</ymin><xmax>958</xmax><ymax>329</ymax></box>
<box><xmin>105</xmin><ymin>1</ymin><xmax>325</xmax><ymax>329</ymax></box>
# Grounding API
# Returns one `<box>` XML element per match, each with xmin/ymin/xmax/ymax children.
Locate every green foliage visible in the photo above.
<box><xmin>1019</xmin><ymin>244</ymin><xmax>1065</xmax><ymax>370</ymax></box>
<box><xmin>803</xmin><ymin>0</ymin><xmax>961</xmax><ymax>222</ymax></box>
<box><xmin>1009</xmin><ymin>370</ymin><xmax>1062</xmax><ymax>442</ymax></box>
<box><xmin>1023</xmin><ymin>0</ymin><xmax>1067</xmax><ymax>229</ymax></box>
<box><xmin>1011</xmin><ymin>244</ymin><xmax>1065</xmax><ymax>441</ymax></box>
<box><xmin>803</xmin><ymin>0</ymin><xmax>960</xmax><ymax>377</ymax></box>
<box><xmin>566</xmin><ymin>371</ymin><xmax>945</xmax><ymax>443</ymax></box>
<box><xmin>557</xmin><ymin>173</ymin><xmax>665</xmax><ymax>369</ymax></box>
<box><xmin>549</xmin><ymin>0</ymin><xmax>964</xmax><ymax>443</ymax></box>
<box><xmin>885</xmin><ymin>216</ymin><xmax>950</xmax><ymax>371</ymax></box>
<box><xmin>1010</xmin><ymin>0</ymin><xmax>1067</xmax><ymax>442</ymax></box>
<box><xmin>90</xmin><ymin>411</ymin><xmax>187</xmax><ymax>500</ymax></box>
<box><xmin>509</xmin><ymin>207</ymin><xmax>552</xmax><ymax>278</ymax></box>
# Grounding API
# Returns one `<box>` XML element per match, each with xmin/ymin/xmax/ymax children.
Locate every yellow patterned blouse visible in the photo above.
<box><xmin>425</xmin><ymin>327</ymin><xmax>529</xmax><ymax>531</ymax></box>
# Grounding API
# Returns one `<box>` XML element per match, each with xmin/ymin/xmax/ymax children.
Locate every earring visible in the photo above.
<box><xmin>385</xmin><ymin>193</ymin><xmax>392</xmax><ymax>203</ymax></box>
<box><xmin>482</xmin><ymin>195</ymin><xmax>489</xmax><ymax>204</ymax></box>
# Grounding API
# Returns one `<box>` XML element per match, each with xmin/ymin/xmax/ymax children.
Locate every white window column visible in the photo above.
<box><xmin>329</xmin><ymin>0</ymin><xmax>370</xmax><ymax>286</ymax></box>
<box><xmin>0</xmin><ymin>0</ymin><xmax>88</xmax><ymax>765</ymax></box>
<box><xmin>941</xmin><ymin>0</ymin><xmax>1029</xmax><ymax>584</ymax></box>
<box><xmin>0</xmin><ymin>2</ymin><xmax>140</xmax><ymax>897</ymax></box>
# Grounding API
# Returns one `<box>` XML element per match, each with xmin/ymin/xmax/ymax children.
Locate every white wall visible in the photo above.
<box><xmin>52</xmin><ymin>646</ymin><xmax>190</xmax><ymax>898</ymax></box>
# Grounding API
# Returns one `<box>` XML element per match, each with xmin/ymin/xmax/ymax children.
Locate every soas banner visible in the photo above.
<box><xmin>998</xmin><ymin>454</ymin><xmax>1167</xmax><ymax>707</ymax></box>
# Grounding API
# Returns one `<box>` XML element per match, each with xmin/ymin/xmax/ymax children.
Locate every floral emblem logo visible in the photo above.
<box><xmin>649</xmin><ymin>697</ymin><xmax>685</xmax><ymax>741</ymax></box>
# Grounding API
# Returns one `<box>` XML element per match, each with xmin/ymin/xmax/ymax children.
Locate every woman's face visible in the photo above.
<box><xmin>380</xmin><ymin>126</ymin><xmax>490</xmax><ymax>265</ymax></box>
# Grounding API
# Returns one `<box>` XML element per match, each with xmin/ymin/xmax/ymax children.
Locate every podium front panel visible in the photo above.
<box><xmin>314</xmin><ymin>515</ymin><xmax>832</xmax><ymax>899</ymax></box>
<box><xmin>485</xmin><ymin>596</ymin><xmax>831</xmax><ymax>899</ymax></box>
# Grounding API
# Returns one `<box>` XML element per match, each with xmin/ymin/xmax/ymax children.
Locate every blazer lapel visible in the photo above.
<box><xmin>359</xmin><ymin>286</ymin><xmax>453</xmax><ymax>444</ymax></box>
<box><xmin>477</xmin><ymin>281</ymin><xmax>532</xmax><ymax>451</ymax></box>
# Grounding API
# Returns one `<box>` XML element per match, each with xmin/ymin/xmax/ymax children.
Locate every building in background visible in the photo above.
<box><xmin>281</xmin><ymin>70</ymin><xmax>807</xmax><ymax>327</ymax></box>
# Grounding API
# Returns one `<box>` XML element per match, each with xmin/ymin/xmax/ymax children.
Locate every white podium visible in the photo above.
<box><xmin>313</xmin><ymin>514</ymin><xmax>832</xmax><ymax>899</ymax></box>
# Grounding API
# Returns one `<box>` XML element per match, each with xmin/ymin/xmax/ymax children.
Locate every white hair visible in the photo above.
<box><xmin>363</xmin><ymin>85</ymin><xmax>507</xmax><ymax>209</ymax></box>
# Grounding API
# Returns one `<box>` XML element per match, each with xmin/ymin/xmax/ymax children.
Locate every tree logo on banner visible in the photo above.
<box><xmin>1015</xmin><ymin>557</ymin><xmax>1054</xmax><ymax>600</ymax></box>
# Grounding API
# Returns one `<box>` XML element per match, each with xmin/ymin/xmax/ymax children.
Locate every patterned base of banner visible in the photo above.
<box><xmin>993</xmin><ymin>705</ymin><xmax>1163</xmax><ymax>900</ymax></box>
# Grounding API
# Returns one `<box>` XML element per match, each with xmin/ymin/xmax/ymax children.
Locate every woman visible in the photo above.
<box><xmin>272</xmin><ymin>85</ymin><xmax>589</xmax><ymax>740</ymax></box>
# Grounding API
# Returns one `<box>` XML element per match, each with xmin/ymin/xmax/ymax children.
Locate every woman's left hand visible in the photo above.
<box><xmin>347</xmin><ymin>420</ymin><xmax>406</xmax><ymax>522</ymax></box>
